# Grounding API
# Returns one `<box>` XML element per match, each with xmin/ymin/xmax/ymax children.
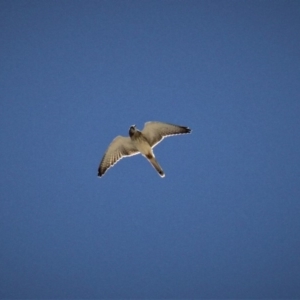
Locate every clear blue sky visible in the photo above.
<box><xmin>1</xmin><ymin>0</ymin><xmax>300</xmax><ymax>298</ymax></box>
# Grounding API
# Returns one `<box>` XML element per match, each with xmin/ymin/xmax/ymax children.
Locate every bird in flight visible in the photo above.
<box><xmin>98</xmin><ymin>121</ymin><xmax>191</xmax><ymax>178</ymax></box>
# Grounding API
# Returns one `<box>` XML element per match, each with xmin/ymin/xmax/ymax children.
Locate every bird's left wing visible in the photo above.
<box><xmin>142</xmin><ymin>121</ymin><xmax>191</xmax><ymax>148</ymax></box>
<box><xmin>98</xmin><ymin>136</ymin><xmax>139</xmax><ymax>177</ymax></box>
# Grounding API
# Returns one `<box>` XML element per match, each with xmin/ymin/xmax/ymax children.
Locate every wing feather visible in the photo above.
<box><xmin>98</xmin><ymin>136</ymin><xmax>139</xmax><ymax>177</ymax></box>
<box><xmin>141</xmin><ymin>121</ymin><xmax>191</xmax><ymax>148</ymax></box>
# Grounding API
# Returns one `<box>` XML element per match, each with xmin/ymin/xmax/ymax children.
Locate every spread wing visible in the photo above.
<box><xmin>141</xmin><ymin>121</ymin><xmax>191</xmax><ymax>148</ymax></box>
<box><xmin>98</xmin><ymin>136</ymin><xmax>139</xmax><ymax>177</ymax></box>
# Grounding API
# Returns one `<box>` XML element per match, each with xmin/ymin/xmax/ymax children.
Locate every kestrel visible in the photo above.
<box><xmin>98</xmin><ymin>121</ymin><xmax>191</xmax><ymax>178</ymax></box>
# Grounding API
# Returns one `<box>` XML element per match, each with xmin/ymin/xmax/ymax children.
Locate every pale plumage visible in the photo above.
<box><xmin>98</xmin><ymin>121</ymin><xmax>191</xmax><ymax>178</ymax></box>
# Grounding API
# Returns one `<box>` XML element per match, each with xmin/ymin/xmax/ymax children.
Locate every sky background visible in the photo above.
<box><xmin>1</xmin><ymin>0</ymin><xmax>300</xmax><ymax>298</ymax></box>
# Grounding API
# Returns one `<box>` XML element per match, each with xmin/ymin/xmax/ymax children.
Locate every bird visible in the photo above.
<box><xmin>98</xmin><ymin>121</ymin><xmax>191</xmax><ymax>178</ymax></box>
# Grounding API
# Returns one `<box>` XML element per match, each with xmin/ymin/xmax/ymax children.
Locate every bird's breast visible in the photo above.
<box><xmin>132</xmin><ymin>135</ymin><xmax>152</xmax><ymax>156</ymax></box>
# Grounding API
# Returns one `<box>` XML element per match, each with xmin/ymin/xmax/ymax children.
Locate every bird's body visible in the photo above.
<box><xmin>129</xmin><ymin>128</ymin><xmax>151</xmax><ymax>157</ymax></box>
<box><xmin>98</xmin><ymin>121</ymin><xmax>191</xmax><ymax>178</ymax></box>
<box><xmin>129</xmin><ymin>126</ymin><xmax>165</xmax><ymax>176</ymax></box>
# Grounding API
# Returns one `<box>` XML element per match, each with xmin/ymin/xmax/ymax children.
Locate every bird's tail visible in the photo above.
<box><xmin>148</xmin><ymin>157</ymin><xmax>165</xmax><ymax>178</ymax></box>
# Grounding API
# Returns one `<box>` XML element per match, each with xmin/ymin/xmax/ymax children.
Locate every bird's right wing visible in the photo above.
<box><xmin>142</xmin><ymin>121</ymin><xmax>191</xmax><ymax>148</ymax></box>
<box><xmin>98</xmin><ymin>136</ymin><xmax>139</xmax><ymax>177</ymax></box>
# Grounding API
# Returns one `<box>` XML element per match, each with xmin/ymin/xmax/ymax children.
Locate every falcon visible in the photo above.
<box><xmin>98</xmin><ymin>121</ymin><xmax>191</xmax><ymax>178</ymax></box>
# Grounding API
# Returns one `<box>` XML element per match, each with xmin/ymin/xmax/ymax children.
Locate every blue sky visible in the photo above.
<box><xmin>1</xmin><ymin>0</ymin><xmax>300</xmax><ymax>298</ymax></box>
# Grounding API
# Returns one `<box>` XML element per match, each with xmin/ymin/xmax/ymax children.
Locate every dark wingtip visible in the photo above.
<box><xmin>185</xmin><ymin>127</ymin><xmax>192</xmax><ymax>133</ymax></box>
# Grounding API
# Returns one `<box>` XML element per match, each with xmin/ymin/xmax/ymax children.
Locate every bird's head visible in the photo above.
<box><xmin>129</xmin><ymin>125</ymin><xmax>136</xmax><ymax>137</ymax></box>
